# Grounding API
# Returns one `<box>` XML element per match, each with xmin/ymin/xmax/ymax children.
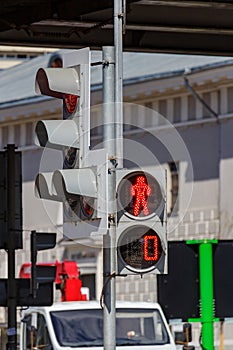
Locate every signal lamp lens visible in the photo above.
<box><xmin>64</xmin><ymin>94</ymin><xmax>78</xmax><ymax>114</ymax></box>
<box><xmin>118</xmin><ymin>226</ymin><xmax>163</xmax><ymax>272</ymax></box>
<box><xmin>118</xmin><ymin>171</ymin><xmax>163</xmax><ymax>219</ymax></box>
<box><xmin>63</xmin><ymin>147</ymin><xmax>77</xmax><ymax>169</ymax></box>
<box><xmin>80</xmin><ymin>196</ymin><xmax>95</xmax><ymax>219</ymax></box>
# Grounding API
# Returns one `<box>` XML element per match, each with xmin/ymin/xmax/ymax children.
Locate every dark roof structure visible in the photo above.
<box><xmin>1</xmin><ymin>1</ymin><xmax>233</xmax><ymax>55</ymax></box>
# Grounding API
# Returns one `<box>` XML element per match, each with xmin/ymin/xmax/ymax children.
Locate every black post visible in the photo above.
<box><xmin>30</xmin><ymin>230</ymin><xmax>37</xmax><ymax>298</ymax></box>
<box><xmin>6</xmin><ymin>145</ymin><xmax>17</xmax><ymax>350</ymax></box>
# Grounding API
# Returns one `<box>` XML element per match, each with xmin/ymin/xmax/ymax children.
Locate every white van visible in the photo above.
<box><xmin>20</xmin><ymin>300</ymin><xmax>177</xmax><ymax>350</ymax></box>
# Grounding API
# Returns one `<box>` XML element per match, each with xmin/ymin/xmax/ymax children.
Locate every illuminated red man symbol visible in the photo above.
<box><xmin>130</xmin><ymin>176</ymin><xmax>151</xmax><ymax>216</ymax></box>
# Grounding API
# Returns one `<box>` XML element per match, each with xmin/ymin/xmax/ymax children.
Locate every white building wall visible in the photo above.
<box><xmin>1</xmin><ymin>59</ymin><xmax>233</xmax><ymax>339</ymax></box>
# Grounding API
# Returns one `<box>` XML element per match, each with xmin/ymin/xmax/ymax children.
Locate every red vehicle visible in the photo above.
<box><xmin>19</xmin><ymin>260</ymin><xmax>87</xmax><ymax>302</ymax></box>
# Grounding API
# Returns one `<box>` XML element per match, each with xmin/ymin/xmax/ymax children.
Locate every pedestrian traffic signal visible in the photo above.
<box><xmin>116</xmin><ymin>167</ymin><xmax>167</xmax><ymax>275</ymax></box>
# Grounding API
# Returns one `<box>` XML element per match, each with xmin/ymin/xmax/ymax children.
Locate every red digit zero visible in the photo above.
<box><xmin>144</xmin><ymin>235</ymin><xmax>159</xmax><ymax>261</ymax></box>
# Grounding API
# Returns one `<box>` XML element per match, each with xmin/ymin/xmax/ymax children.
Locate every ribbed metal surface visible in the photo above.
<box><xmin>0</xmin><ymin>49</ymin><xmax>231</xmax><ymax>106</ymax></box>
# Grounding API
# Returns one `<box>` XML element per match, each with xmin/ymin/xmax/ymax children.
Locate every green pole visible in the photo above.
<box><xmin>199</xmin><ymin>241</ymin><xmax>214</xmax><ymax>350</ymax></box>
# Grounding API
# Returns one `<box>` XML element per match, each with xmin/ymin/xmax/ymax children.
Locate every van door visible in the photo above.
<box><xmin>21</xmin><ymin>313</ymin><xmax>53</xmax><ymax>350</ymax></box>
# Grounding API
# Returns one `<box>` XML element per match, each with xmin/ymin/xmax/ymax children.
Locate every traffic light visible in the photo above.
<box><xmin>116</xmin><ymin>167</ymin><xmax>167</xmax><ymax>275</ymax></box>
<box><xmin>35</xmin><ymin>47</ymin><xmax>90</xmax><ymax>166</ymax></box>
<box><xmin>34</xmin><ymin>48</ymin><xmax>108</xmax><ymax>238</ymax></box>
<box><xmin>30</xmin><ymin>230</ymin><xmax>57</xmax><ymax>298</ymax></box>
<box><xmin>0</xmin><ymin>145</ymin><xmax>22</xmax><ymax>249</ymax></box>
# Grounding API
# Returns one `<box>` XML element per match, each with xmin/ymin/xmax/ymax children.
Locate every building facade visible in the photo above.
<box><xmin>0</xmin><ymin>50</ymin><xmax>233</xmax><ymax>347</ymax></box>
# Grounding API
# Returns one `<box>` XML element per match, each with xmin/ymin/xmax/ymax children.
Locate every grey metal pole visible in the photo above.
<box><xmin>6</xmin><ymin>144</ymin><xmax>17</xmax><ymax>350</ymax></box>
<box><xmin>102</xmin><ymin>46</ymin><xmax>116</xmax><ymax>350</ymax></box>
<box><xmin>114</xmin><ymin>0</ymin><xmax>124</xmax><ymax>167</ymax></box>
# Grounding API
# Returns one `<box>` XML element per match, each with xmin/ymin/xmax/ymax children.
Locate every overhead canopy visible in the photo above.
<box><xmin>1</xmin><ymin>1</ymin><xmax>233</xmax><ymax>55</ymax></box>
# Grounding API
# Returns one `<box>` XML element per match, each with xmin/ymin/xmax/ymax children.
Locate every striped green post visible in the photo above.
<box><xmin>199</xmin><ymin>241</ymin><xmax>215</xmax><ymax>350</ymax></box>
<box><xmin>187</xmin><ymin>239</ymin><xmax>218</xmax><ymax>350</ymax></box>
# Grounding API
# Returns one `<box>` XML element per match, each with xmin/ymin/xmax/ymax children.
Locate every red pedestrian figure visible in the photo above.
<box><xmin>130</xmin><ymin>176</ymin><xmax>151</xmax><ymax>216</ymax></box>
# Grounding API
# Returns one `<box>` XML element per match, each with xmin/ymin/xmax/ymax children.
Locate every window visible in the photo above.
<box><xmin>17</xmin><ymin>54</ymin><xmax>27</xmax><ymax>59</ymax></box>
<box><xmin>90</xmin><ymin>110</ymin><xmax>102</xmax><ymax>137</ymax></box>
<box><xmin>22</xmin><ymin>314</ymin><xmax>53</xmax><ymax>350</ymax></box>
<box><xmin>158</xmin><ymin>100</ymin><xmax>167</xmax><ymax>123</ymax></box>
<box><xmin>144</xmin><ymin>101</ymin><xmax>153</xmax><ymax>127</ymax></box>
<box><xmin>188</xmin><ymin>95</ymin><xmax>196</xmax><ymax>120</ymax></box>
<box><xmin>227</xmin><ymin>86</ymin><xmax>233</xmax><ymax>113</ymax></box>
<box><xmin>25</xmin><ymin>123</ymin><xmax>33</xmax><ymax>146</ymax></box>
<box><xmin>131</xmin><ymin>104</ymin><xmax>140</xmax><ymax>128</ymax></box>
<box><xmin>202</xmin><ymin>92</ymin><xmax>212</xmax><ymax>118</ymax></box>
<box><xmin>167</xmin><ymin>162</ymin><xmax>179</xmax><ymax>216</ymax></box>
<box><xmin>123</xmin><ymin>104</ymin><xmax>139</xmax><ymax>131</ymax></box>
<box><xmin>22</xmin><ymin>314</ymin><xmax>33</xmax><ymax>350</ymax></box>
<box><xmin>173</xmin><ymin>97</ymin><xmax>181</xmax><ymax>123</ymax></box>
<box><xmin>14</xmin><ymin>124</ymin><xmax>21</xmax><ymax>147</ymax></box>
<box><xmin>145</xmin><ymin>101</ymin><xmax>152</xmax><ymax>110</ymax></box>
<box><xmin>2</xmin><ymin>126</ymin><xmax>8</xmax><ymax>148</ymax></box>
<box><xmin>50</xmin><ymin>308</ymin><xmax>169</xmax><ymax>347</ymax></box>
<box><xmin>123</xmin><ymin>104</ymin><xmax>131</xmax><ymax>131</ymax></box>
<box><xmin>35</xmin><ymin>314</ymin><xmax>53</xmax><ymax>349</ymax></box>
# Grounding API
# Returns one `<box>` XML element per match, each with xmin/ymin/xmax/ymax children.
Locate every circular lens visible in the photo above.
<box><xmin>117</xmin><ymin>171</ymin><xmax>163</xmax><ymax>219</ymax></box>
<box><xmin>80</xmin><ymin>196</ymin><xmax>95</xmax><ymax>219</ymax></box>
<box><xmin>118</xmin><ymin>226</ymin><xmax>163</xmax><ymax>272</ymax></box>
<box><xmin>64</xmin><ymin>94</ymin><xmax>78</xmax><ymax>114</ymax></box>
<box><xmin>63</xmin><ymin>147</ymin><xmax>77</xmax><ymax>169</ymax></box>
<box><xmin>64</xmin><ymin>198</ymin><xmax>80</xmax><ymax>220</ymax></box>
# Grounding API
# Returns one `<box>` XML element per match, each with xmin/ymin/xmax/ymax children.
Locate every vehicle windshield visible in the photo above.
<box><xmin>50</xmin><ymin>308</ymin><xmax>169</xmax><ymax>347</ymax></box>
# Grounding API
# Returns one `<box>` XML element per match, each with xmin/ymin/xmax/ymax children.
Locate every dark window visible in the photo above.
<box><xmin>123</xmin><ymin>104</ymin><xmax>132</xmax><ymax>131</ymax></box>
<box><xmin>173</xmin><ymin>97</ymin><xmax>181</xmax><ymax>123</ymax></box>
<box><xmin>17</xmin><ymin>54</ymin><xmax>27</xmax><ymax>59</ymax></box>
<box><xmin>90</xmin><ymin>111</ymin><xmax>102</xmax><ymax>137</ymax></box>
<box><xmin>14</xmin><ymin>124</ymin><xmax>20</xmax><ymax>147</ymax></box>
<box><xmin>144</xmin><ymin>101</ymin><xmax>153</xmax><ymax>127</ymax></box>
<box><xmin>25</xmin><ymin>123</ymin><xmax>33</xmax><ymax>146</ymax></box>
<box><xmin>2</xmin><ymin>126</ymin><xmax>8</xmax><ymax>148</ymax></box>
<box><xmin>158</xmin><ymin>100</ymin><xmax>167</xmax><ymax>120</ymax></box>
<box><xmin>158</xmin><ymin>100</ymin><xmax>167</xmax><ymax>125</ymax></box>
<box><xmin>23</xmin><ymin>314</ymin><xmax>53</xmax><ymax>350</ymax></box>
<box><xmin>188</xmin><ymin>95</ymin><xmax>196</xmax><ymax>120</ymax></box>
<box><xmin>227</xmin><ymin>86</ymin><xmax>233</xmax><ymax>113</ymax></box>
<box><xmin>202</xmin><ymin>92</ymin><xmax>212</xmax><ymax>118</ymax></box>
<box><xmin>168</xmin><ymin>162</ymin><xmax>179</xmax><ymax>216</ymax></box>
<box><xmin>35</xmin><ymin>314</ymin><xmax>53</xmax><ymax>349</ymax></box>
<box><xmin>145</xmin><ymin>101</ymin><xmax>152</xmax><ymax>110</ymax></box>
<box><xmin>23</xmin><ymin>314</ymin><xmax>33</xmax><ymax>350</ymax></box>
<box><xmin>50</xmin><ymin>308</ymin><xmax>169</xmax><ymax>347</ymax></box>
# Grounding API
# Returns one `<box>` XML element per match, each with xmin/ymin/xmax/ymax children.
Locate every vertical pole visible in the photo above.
<box><xmin>114</xmin><ymin>0</ymin><xmax>123</xmax><ymax>167</ymax></box>
<box><xmin>6</xmin><ymin>144</ymin><xmax>17</xmax><ymax>350</ymax></box>
<box><xmin>219</xmin><ymin>321</ymin><xmax>224</xmax><ymax>350</ymax></box>
<box><xmin>199</xmin><ymin>241</ymin><xmax>214</xmax><ymax>350</ymax></box>
<box><xmin>102</xmin><ymin>46</ymin><xmax>116</xmax><ymax>350</ymax></box>
<box><xmin>30</xmin><ymin>230</ymin><xmax>37</xmax><ymax>298</ymax></box>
